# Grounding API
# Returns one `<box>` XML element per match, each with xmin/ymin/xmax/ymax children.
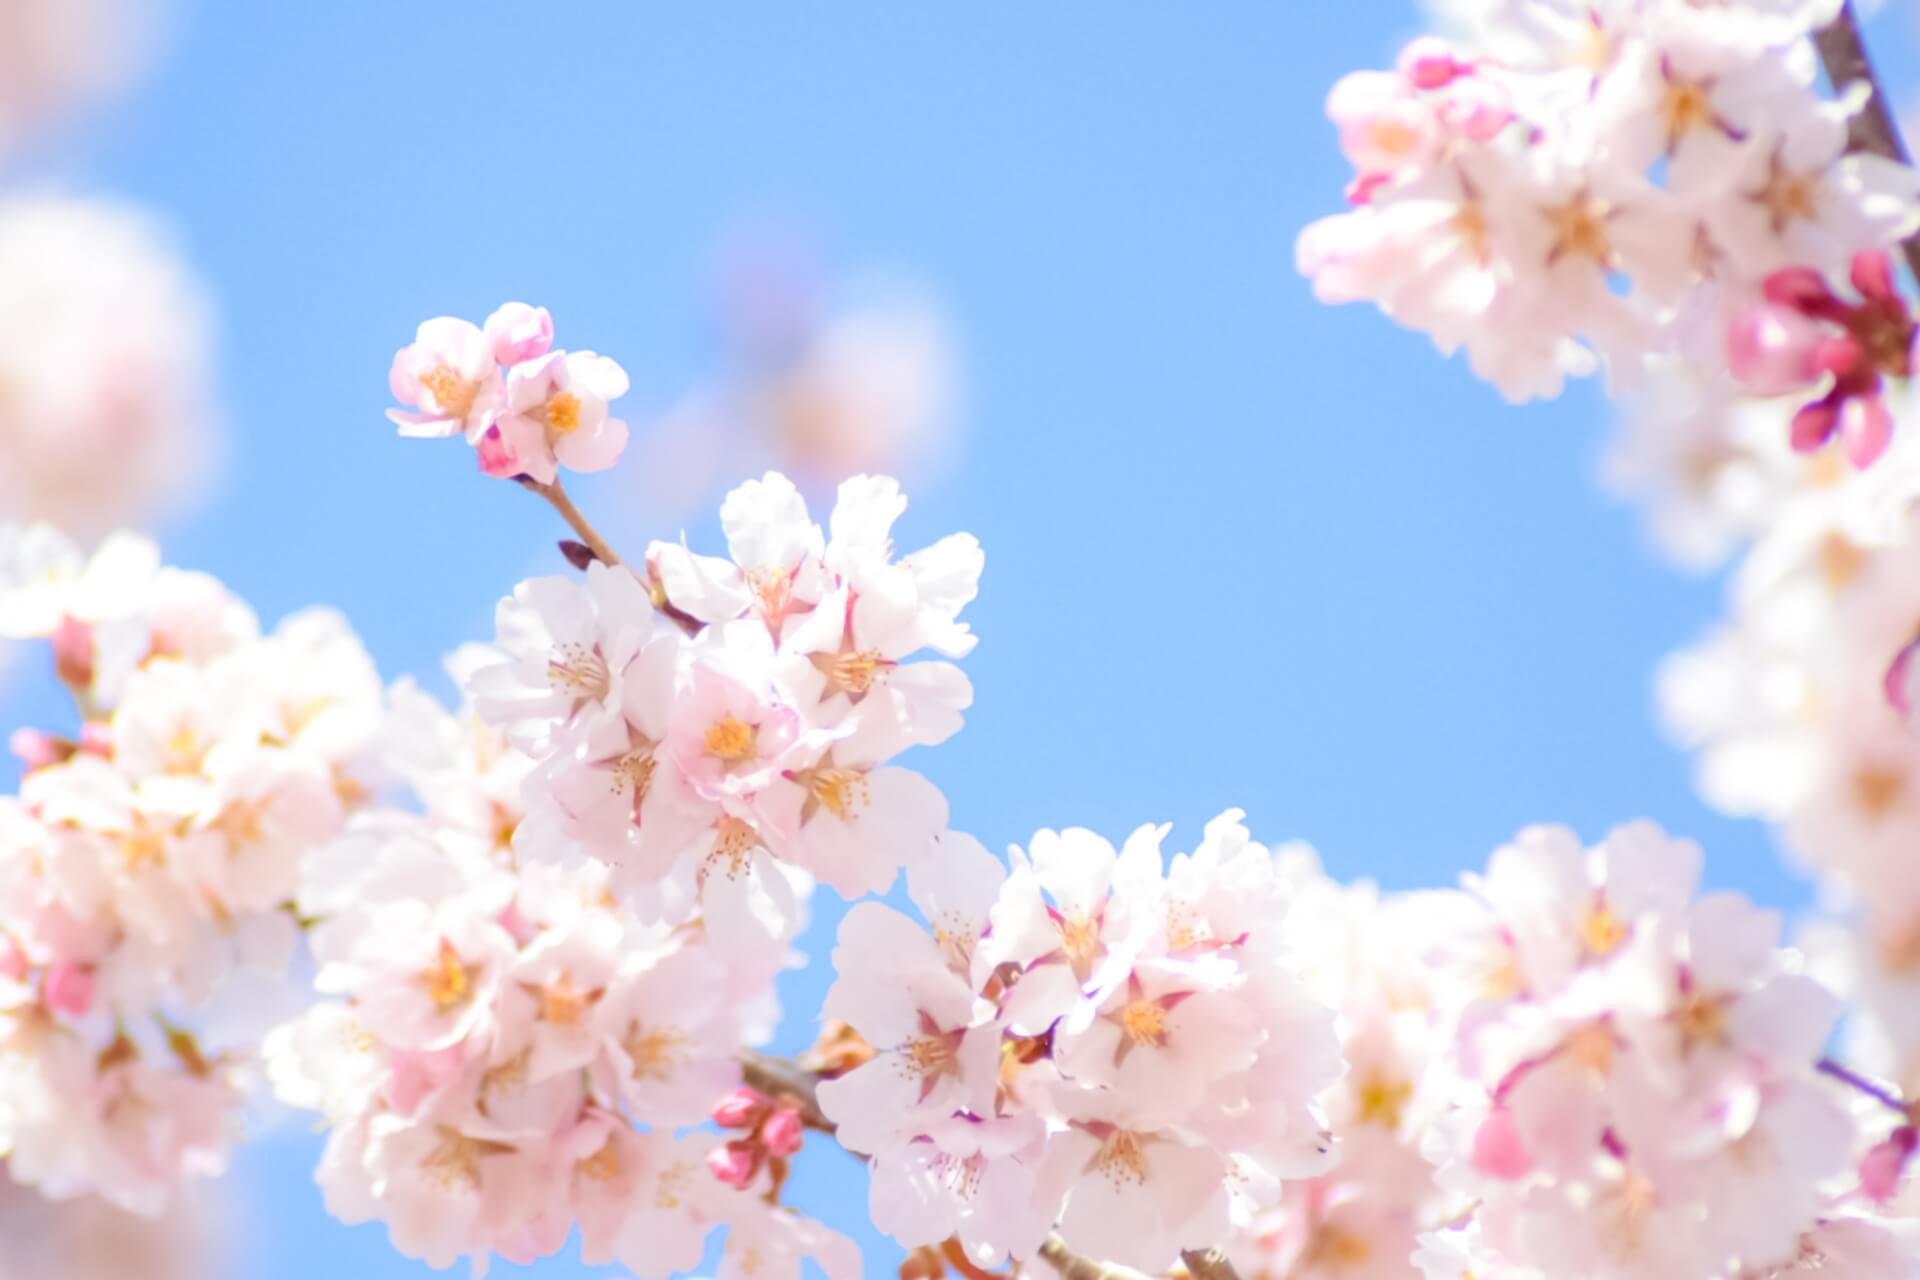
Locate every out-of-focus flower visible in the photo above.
<box><xmin>632</xmin><ymin>251</ymin><xmax>961</xmax><ymax>529</ymax></box>
<box><xmin>0</xmin><ymin>195</ymin><xmax>216</xmax><ymax>539</ymax></box>
<box><xmin>0</xmin><ymin>0</ymin><xmax>160</xmax><ymax>161</ymax></box>
<box><xmin>0</xmin><ymin>1168</ymin><xmax>218</xmax><ymax>1280</ymax></box>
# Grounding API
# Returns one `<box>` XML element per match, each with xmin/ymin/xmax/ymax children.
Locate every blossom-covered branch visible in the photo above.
<box><xmin>1813</xmin><ymin>1</ymin><xmax>1920</xmax><ymax>282</ymax></box>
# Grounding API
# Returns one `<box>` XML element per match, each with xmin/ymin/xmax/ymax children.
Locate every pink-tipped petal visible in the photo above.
<box><xmin>1851</xmin><ymin>250</ymin><xmax>1898</xmax><ymax>302</ymax></box>
<box><xmin>485</xmin><ymin>302</ymin><xmax>554</xmax><ymax>366</ymax></box>
<box><xmin>1844</xmin><ymin>394</ymin><xmax>1895</xmax><ymax>468</ymax></box>
<box><xmin>1861</xmin><ymin>1126</ymin><xmax>1917</xmax><ymax>1203</ymax></box>
<box><xmin>712</xmin><ymin>1087</ymin><xmax>771</xmax><ymax>1129</ymax></box>
<box><xmin>44</xmin><ymin>963</ymin><xmax>94</xmax><ymax>1017</ymax></box>
<box><xmin>761</xmin><ymin>1105</ymin><xmax>805</xmax><ymax>1157</ymax></box>
<box><xmin>1790</xmin><ymin>398</ymin><xmax>1842</xmax><ymax>453</ymax></box>
<box><xmin>1764</xmin><ymin>266</ymin><xmax>1841</xmax><ymax>316</ymax></box>
<box><xmin>1398</xmin><ymin>37</ymin><xmax>1465</xmax><ymax>90</ymax></box>
<box><xmin>1471</xmin><ymin>1107</ymin><xmax>1533</xmax><ymax>1181</ymax></box>
<box><xmin>1885</xmin><ymin>635</ymin><xmax>1920</xmax><ymax>720</ymax></box>
<box><xmin>706</xmin><ymin>1140</ymin><xmax>759</xmax><ymax>1189</ymax></box>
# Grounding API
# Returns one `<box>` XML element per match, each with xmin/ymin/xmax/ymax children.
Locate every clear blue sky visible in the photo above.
<box><xmin>11</xmin><ymin>2</ymin><xmax>1920</xmax><ymax>1275</ymax></box>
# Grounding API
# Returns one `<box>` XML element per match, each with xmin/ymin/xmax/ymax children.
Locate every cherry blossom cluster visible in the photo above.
<box><xmin>475</xmin><ymin>469</ymin><xmax>978</xmax><ymax>937</ymax></box>
<box><xmin>0</xmin><ymin>522</ymin><xmax>381</xmax><ymax>1213</ymax></box>
<box><xmin>1603</xmin><ymin>361</ymin><xmax>1920</xmax><ymax>1115</ymax></box>
<box><xmin>816</xmin><ymin>813</ymin><xmax>1343</xmax><ymax>1273</ymax></box>
<box><xmin>266</xmin><ymin>610</ymin><xmax>859</xmax><ymax>1277</ymax></box>
<box><xmin>1410</xmin><ymin>822</ymin><xmax>1888</xmax><ymax>1279</ymax></box>
<box><xmin>1297</xmin><ymin>0</ymin><xmax>1920</xmax><ymax>410</ymax></box>
<box><xmin>388</xmin><ymin>301</ymin><xmax>631</xmax><ymax>485</ymax></box>
<box><xmin>1213</xmin><ymin>849</ymin><xmax>1452</xmax><ymax>1280</ymax></box>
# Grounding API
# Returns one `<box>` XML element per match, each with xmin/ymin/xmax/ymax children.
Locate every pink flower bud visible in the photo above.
<box><xmin>712</xmin><ymin>1086</ymin><xmax>771</xmax><ymax>1130</ymax></box>
<box><xmin>1861</xmin><ymin>1126</ymin><xmax>1917</xmax><ymax>1203</ymax></box>
<box><xmin>9</xmin><ymin>729</ymin><xmax>68</xmax><ymax>771</ymax></box>
<box><xmin>1471</xmin><ymin>1107</ymin><xmax>1532</xmax><ymax>1181</ymax></box>
<box><xmin>79</xmin><ymin>721</ymin><xmax>113</xmax><ymax>756</ymax></box>
<box><xmin>1844</xmin><ymin>394</ymin><xmax>1895</xmax><ymax>468</ymax></box>
<box><xmin>475</xmin><ymin>425</ymin><xmax>521</xmax><ymax>479</ymax></box>
<box><xmin>761</xmin><ymin>1104</ymin><xmax>805</xmax><ymax>1157</ymax></box>
<box><xmin>1398</xmin><ymin>37</ymin><xmax>1466</xmax><ymax>90</ymax></box>
<box><xmin>1725</xmin><ymin>303</ymin><xmax>1821</xmax><ymax>395</ymax></box>
<box><xmin>1791</xmin><ymin>399</ymin><xmax>1842</xmax><ymax>453</ymax></box>
<box><xmin>705</xmin><ymin>1140</ymin><xmax>758</xmax><ymax>1189</ymax></box>
<box><xmin>51</xmin><ymin>615</ymin><xmax>93</xmax><ymax>690</ymax></box>
<box><xmin>1436</xmin><ymin>79</ymin><xmax>1512</xmax><ymax>142</ymax></box>
<box><xmin>484</xmin><ymin>302</ymin><xmax>554</xmax><ymax>366</ymax></box>
<box><xmin>1852</xmin><ymin>250</ymin><xmax>1897</xmax><ymax>303</ymax></box>
<box><xmin>44</xmin><ymin>963</ymin><xmax>95</xmax><ymax>1017</ymax></box>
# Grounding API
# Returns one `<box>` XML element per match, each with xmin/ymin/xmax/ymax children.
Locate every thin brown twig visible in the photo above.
<box><xmin>525</xmin><ymin>477</ymin><xmax>623</xmax><ymax>568</ymax></box>
<box><xmin>1178</xmin><ymin>1247</ymin><xmax>1242</xmax><ymax>1280</ymax></box>
<box><xmin>1037</xmin><ymin>1235</ymin><xmax>1154</xmax><ymax>1280</ymax></box>
<box><xmin>737</xmin><ymin>1049</ymin><xmax>835</xmax><ymax>1133</ymax></box>
<box><xmin>1814</xmin><ymin>0</ymin><xmax>1920</xmax><ymax>284</ymax></box>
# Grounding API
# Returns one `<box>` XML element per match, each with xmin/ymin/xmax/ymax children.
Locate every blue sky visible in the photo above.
<box><xmin>11</xmin><ymin>1</ymin><xmax>1920</xmax><ymax>1275</ymax></box>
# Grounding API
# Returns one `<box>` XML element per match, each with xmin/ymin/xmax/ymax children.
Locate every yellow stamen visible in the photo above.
<box><xmin>1542</xmin><ymin>192</ymin><xmax>1612</xmax><ymax>267</ymax></box>
<box><xmin>1579</xmin><ymin>900</ymin><xmax>1627</xmax><ymax>959</ymax></box>
<box><xmin>1854</xmin><ymin>765</ymin><xmax>1906</xmax><ymax>819</ymax></box>
<box><xmin>1119</xmin><ymin>1000</ymin><xmax>1168</xmax><ymax>1048</ymax></box>
<box><xmin>623</xmin><ymin>1022</ymin><xmax>688</xmax><ymax>1080</ymax></box>
<box><xmin>1355</xmin><ymin>1074</ymin><xmax>1413</xmax><ymax>1128</ymax></box>
<box><xmin>423</xmin><ymin>939</ymin><xmax>469</xmax><ymax>1010</ymax></box>
<box><xmin>419</xmin><ymin>366</ymin><xmax>478</xmax><ymax>420</ymax></box>
<box><xmin>704</xmin><ymin>715</ymin><xmax>757</xmax><ymax>762</ymax></box>
<box><xmin>544</xmin><ymin>391</ymin><xmax>582</xmax><ymax>434</ymax></box>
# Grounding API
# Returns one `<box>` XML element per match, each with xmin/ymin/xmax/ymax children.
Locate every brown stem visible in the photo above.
<box><xmin>1814</xmin><ymin>1</ymin><xmax>1920</xmax><ymax>284</ymax></box>
<box><xmin>525</xmin><ymin>477</ymin><xmax>623</xmax><ymax>568</ymax></box>
<box><xmin>1178</xmin><ymin>1248</ymin><xmax>1242</xmax><ymax>1280</ymax></box>
<box><xmin>1036</xmin><ymin>1235</ymin><xmax>1154</xmax><ymax>1280</ymax></box>
<box><xmin>738</xmin><ymin>1049</ymin><xmax>835</xmax><ymax>1133</ymax></box>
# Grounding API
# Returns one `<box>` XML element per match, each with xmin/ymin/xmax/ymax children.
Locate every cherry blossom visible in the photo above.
<box><xmin>0</xmin><ymin>197</ymin><xmax>216</xmax><ymax>538</ymax></box>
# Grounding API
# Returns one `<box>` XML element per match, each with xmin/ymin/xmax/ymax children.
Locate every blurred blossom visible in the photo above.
<box><xmin>0</xmin><ymin>1170</ymin><xmax>217</xmax><ymax>1280</ymax></box>
<box><xmin>632</xmin><ymin>245</ymin><xmax>960</xmax><ymax>530</ymax></box>
<box><xmin>0</xmin><ymin>194</ymin><xmax>218</xmax><ymax>539</ymax></box>
<box><xmin>0</xmin><ymin>0</ymin><xmax>161</xmax><ymax>160</ymax></box>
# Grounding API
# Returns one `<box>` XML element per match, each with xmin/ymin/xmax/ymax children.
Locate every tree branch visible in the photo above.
<box><xmin>1037</xmin><ymin>1235</ymin><xmax>1154</xmax><ymax>1279</ymax></box>
<box><xmin>738</xmin><ymin>1049</ymin><xmax>835</xmax><ymax>1133</ymax></box>
<box><xmin>523</xmin><ymin>477</ymin><xmax>624</xmax><ymax>568</ymax></box>
<box><xmin>1178</xmin><ymin>1247</ymin><xmax>1242</xmax><ymax>1280</ymax></box>
<box><xmin>1813</xmin><ymin>0</ymin><xmax>1920</xmax><ymax>284</ymax></box>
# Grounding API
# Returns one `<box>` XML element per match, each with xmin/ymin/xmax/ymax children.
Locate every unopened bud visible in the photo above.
<box><xmin>705</xmin><ymin>1139</ymin><xmax>758</xmax><ymax>1190</ymax></box>
<box><xmin>712</xmin><ymin>1086</ymin><xmax>771</xmax><ymax>1130</ymax></box>
<box><xmin>761</xmin><ymin>1104</ymin><xmax>805</xmax><ymax>1157</ymax></box>
<box><xmin>1863</xmin><ymin>1126</ymin><xmax>1918</xmax><ymax>1203</ymax></box>
<box><xmin>9</xmin><ymin>729</ymin><xmax>73</xmax><ymax>771</ymax></box>
<box><xmin>51</xmin><ymin>615</ymin><xmax>93</xmax><ymax>690</ymax></box>
<box><xmin>559</xmin><ymin>539</ymin><xmax>599</xmax><ymax>570</ymax></box>
<box><xmin>44</xmin><ymin>962</ymin><xmax>95</xmax><ymax>1017</ymax></box>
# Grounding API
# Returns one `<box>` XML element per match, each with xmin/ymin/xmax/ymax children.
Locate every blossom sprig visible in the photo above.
<box><xmin>469</xmin><ymin>469</ymin><xmax>978</xmax><ymax>941</ymax></box>
<box><xmin>389</xmin><ymin>302</ymin><xmax>631</xmax><ymax>486</ymax></box>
